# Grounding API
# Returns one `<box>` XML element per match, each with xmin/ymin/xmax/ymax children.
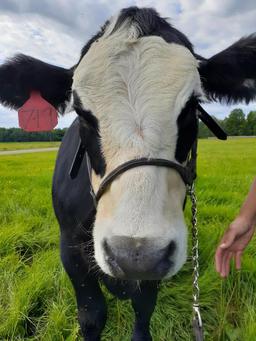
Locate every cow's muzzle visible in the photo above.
<box><xmin>103</xmin><ymin>237</ymin><xmax>176</xmax><ymax>280</ymax></box>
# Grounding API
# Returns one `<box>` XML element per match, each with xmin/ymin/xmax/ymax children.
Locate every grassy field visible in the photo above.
<box><xmin>0</xmin><ymin>138</ymin><xmax>256</xmax><ymax>341</ymax></box>
<box><xmin>0</xmin><ymin>142</ymin><xmax>60</xmax><ymax>151</ymax></box>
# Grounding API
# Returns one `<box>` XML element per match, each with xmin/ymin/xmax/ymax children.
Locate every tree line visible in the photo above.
<box><xmin>0</xmin><ymin>108</ymin><xmax>255</xmax><ymax>142</ymax></box>
<box><xmin>0</xmin><ymin>127</ymin><xmax>67</xmax><ymax>142</ymax></box>
<box><xmin>199</xmin><ymin>109</ymin><xmax>256</xmax><ymax>138</ymax></box>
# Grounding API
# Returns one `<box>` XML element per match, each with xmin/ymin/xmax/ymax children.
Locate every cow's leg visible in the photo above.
<box><xmin>130</xmin><ymin>281</ymin><xmax>159</xmax><ymax>341</ymax></box>
<box><xmin>60</xmin><ymin>234</ymin><xmax>107</xmax><ymax>341</ymax></box>
<box><xmin>74</xmin><ymin>278</ymin><xmax>107</xmax><ymax>341</ymax></box>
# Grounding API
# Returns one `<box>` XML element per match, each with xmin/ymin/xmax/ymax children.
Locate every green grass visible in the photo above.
<box><xmin>0</xmin><ymin>142</ymin><xmax>60</xmax><ymax>151</ymax></box>
<box><xmin>0</xmin><ymin>138</ymin><xmax>256</xmax><ymax>340</ymax></box>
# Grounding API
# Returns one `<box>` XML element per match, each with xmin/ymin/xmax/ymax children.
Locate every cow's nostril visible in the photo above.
<box><xmin>103</xmin><ymin>240</ymin><xmax>125</xmax><ymax>278</ymax></box>
<box><xmin>165</xmin><ymin>240</ymin><xmax>176</xmax><ymax>258</ymax></box>
<box><xmin>155</xmin><ymin>241</ymin><xmax>176</xmax><ymax>276</ymax></box>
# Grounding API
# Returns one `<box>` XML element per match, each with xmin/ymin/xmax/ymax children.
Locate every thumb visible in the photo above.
<box><xmin>219</xmin><ymin>229</ymin><xmax>236</xmax><ymax>249</ymax></box>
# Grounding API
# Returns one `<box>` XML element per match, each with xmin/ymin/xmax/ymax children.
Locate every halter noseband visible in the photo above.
<box><xmin>95</xmin><ymin>141</ymin><xmax>197</xmax><ymax>203</ymax></box>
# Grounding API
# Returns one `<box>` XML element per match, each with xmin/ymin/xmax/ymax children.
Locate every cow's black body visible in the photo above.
<box><xmin>52</xmin><ymin>118</ymin><xmax>159</xmax><ymax>340</ymax></box>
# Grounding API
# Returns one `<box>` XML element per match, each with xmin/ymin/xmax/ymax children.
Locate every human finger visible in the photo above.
<box><xmin>220</xmin><ymin>251</ymin><xmax>229</xmax><ymax>277</ymax></box>
<box><xmin>221</xmin><ymin>252</ymin><xmax>233</xmax><ymax>278</ymax></box>
<box><xmin>215</xmin><ymin>246</ymin><xmax>225</xmax><ymax>273</ymax></box>
<box><xmin>235</xmin><ymin>251</ymin><xmax>242</xmax><ymax>270</ymax></box>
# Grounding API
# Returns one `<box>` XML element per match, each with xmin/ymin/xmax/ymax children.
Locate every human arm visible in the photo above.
<box><xmin>215</xmin><ymin>178</ymin><xmax>256</xmax><ymax>277</ymax></box>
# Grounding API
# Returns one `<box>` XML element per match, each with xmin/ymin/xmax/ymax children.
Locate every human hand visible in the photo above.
<box><xmin>215</xmin><ymin>215</ymin><xmax>256</xmax><ymax>277</ymax></box>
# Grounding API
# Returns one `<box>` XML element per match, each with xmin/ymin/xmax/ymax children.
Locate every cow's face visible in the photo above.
<box><xmin>72</xmin><ymin>12</ymin><xmax>201</xmax><ymax>280</ymax></box>
<box><xmin>1</xmin><ymin>7</ymin><xmax>255</xmax><ymax>279</ymax></box>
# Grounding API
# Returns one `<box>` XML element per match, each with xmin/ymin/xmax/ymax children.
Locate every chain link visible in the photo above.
<box><xmin>187</xmin><ymin>182</ymin><xmax>204</xmax><ymax>341</ymax></box>
<box><xmin>85</xmin><ymin>152</ymin><xmax>98</xmax><ymax>209</ymax></box>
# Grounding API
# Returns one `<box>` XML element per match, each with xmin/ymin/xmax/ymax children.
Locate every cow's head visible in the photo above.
<box><xmin>1</xmin><ymin>7</ymin><xmax>255</xmax><ymax>280</ymax></box>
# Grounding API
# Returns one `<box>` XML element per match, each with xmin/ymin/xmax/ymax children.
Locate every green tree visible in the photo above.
<box><xmin>246</xmin><ymin>111</ymin><xmax>256</xmax><ymax>136</ymax></box>
<box><xmin>198</xmin><ymin>121</ymin><xmax>212</xmax><ymax>138</ymax></box>
<box><xmin>224</xmin><ymin>109</ymin><xmax>246</xmax><ymax>136</ymax></box>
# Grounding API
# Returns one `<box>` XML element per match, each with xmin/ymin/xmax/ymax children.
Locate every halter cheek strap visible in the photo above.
<box><xmin>197</xmin><ymin>105</ymin><xmax>227</xmax><ymax>140</ymax></box>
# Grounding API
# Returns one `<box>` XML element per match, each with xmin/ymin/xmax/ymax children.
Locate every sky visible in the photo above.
<box><xmin>0</xmin><ymin>0</ymin><xmax>255</xmax><ymax>128</ymax></box>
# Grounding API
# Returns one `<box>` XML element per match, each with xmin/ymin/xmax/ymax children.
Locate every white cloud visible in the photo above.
<box><xmin>0</xmin><ymin>0</ymin><xmax>255</xmax><ymax>128</ymax></box>
<box><xmin>199</xmin><ymin>0</ymin><xmax>256</xmax><ymax>16</ymax></box>
<box><xmin>176</xmin><ymin>1</ymin><xmax>256</xmax><ymax>57</ymax></box>
<box><xmin>0</xmin><ymin>12</ymin><xmax>82</xmax><ymax>66</ymax></box>
<box><xmin>0</xmin><ymin>0</ymin><xmax>113</xmax><ymax>35</ymax></box>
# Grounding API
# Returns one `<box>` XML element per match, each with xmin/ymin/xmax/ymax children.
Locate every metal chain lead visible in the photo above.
<box><xmin>187</xmin><ymin>182</ymin><xmax>204</xmax><ymax>341</ymax></box>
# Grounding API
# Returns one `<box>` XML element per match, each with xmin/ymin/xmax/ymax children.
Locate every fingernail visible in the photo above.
<box><xmin>220</xmin><ymin>243</ymin><xmax>226</xmax><ymax>248</ymax></box>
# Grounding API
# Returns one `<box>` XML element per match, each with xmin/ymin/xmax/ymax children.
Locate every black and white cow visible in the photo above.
<box><xmin>1</xmin><ymin>7</ymin><xmax>256</xmax><ymax>341</ymax></box>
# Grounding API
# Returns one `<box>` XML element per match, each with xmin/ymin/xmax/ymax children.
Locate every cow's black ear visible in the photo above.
<box><xmin>0</xmin><ymin>54</ymin><xmax>73</xmax><ymax>114</ymax></box>
<box><xmin>199</xmin><ymin>34</ymin><xmax>256</xmax><ymax>104</ymax></box>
